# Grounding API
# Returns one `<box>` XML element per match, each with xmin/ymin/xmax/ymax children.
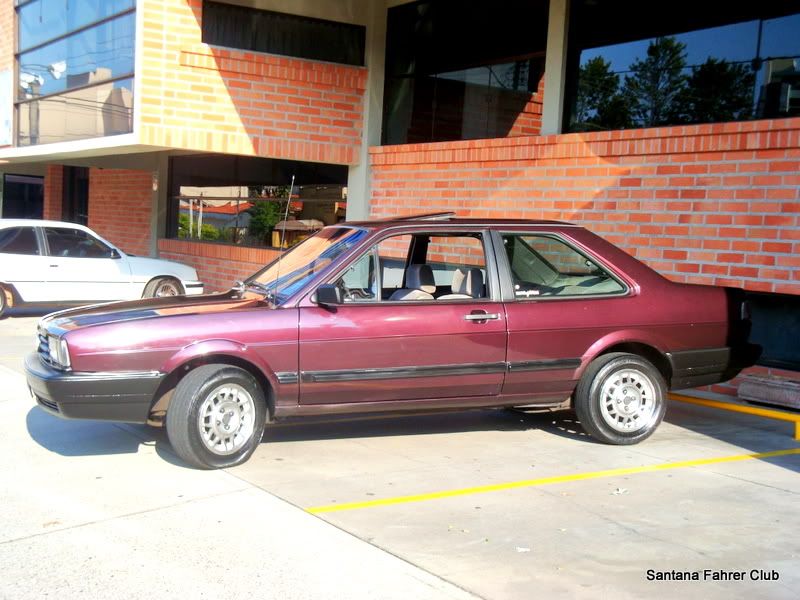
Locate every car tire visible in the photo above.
<box><xmin>574</xmin><ymin>352</ymin><xmax>666</xmax><ymax>445</ymax></box>
<box><xmin>166</xmin><ymin>364</ymin><xmax>267</xmax><ymax>469</ymax></box>
<box><xmin>143</xmin><ymin>277</ymin><xmax>183</xmax><ymax>298</ymax></box>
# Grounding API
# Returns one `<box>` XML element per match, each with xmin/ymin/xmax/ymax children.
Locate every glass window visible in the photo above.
<box><xmin>17</xmin><ymin>12</ymin><xmax>135</xmax><ymax>101</ymax></box>
<box><xmin>383</xmin><ymin>0</ymin><xmax>548</xmax><ymax>145</ymax></box>
<box><xmin>247</xmin><ymin>227</ymin><xmax>368</xmax><ymax>305</ymax></box>
<box><xmin>15</xmin><ymin>1</ymin><xmax>135</xmax><ymax>146</ymax></box>
<box><xmin>352</xmin><ymin>232</ymin><xmax>489</xmax><ymax>302</ymax></box>
<box><xmin>17</xmin><ymin>77</ymin><xmax>133</xmax><ymax>146</ymax></box>
<box><xmin>167</xmin><ymin>154</ymin><xmax>348</xmax><ymax>250</ymax></box>
<box><xmin>502</xmin><ymin>234</ymin><xmax>625</xmax><ymax>298</ymax></box>
<box><xmin>44</xmin><ymin>227</ymin><xmax>113</xmax><ymax>258</ymax></box>
<box><xmin>18</xmin><ymin>0</ymin><xmax>135</xmax><ymax>52</ymax></box>
<box><xmin>202</xmin><ymin>1</ymin><xmax>366</xmax><ymax>66</ymax></box>
<box><xmin>567</xmin><ymin>1</ymin><xmax>800</xmax><ymax>132</ymax></box>
<box><xmin>0</xmin><ymin>226</ymin><xmax>40</xmax><ymax>255</ymax></box>
<box><xmin>332</xmin><ymin>251</ymin><xmax>378</xmax><ymax>303</ymax></box>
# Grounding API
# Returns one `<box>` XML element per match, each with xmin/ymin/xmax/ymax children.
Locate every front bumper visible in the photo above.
<box><xmin>25</xmin><ymin>352</ymin><xmax>164</xmax><ymax>423</ymax></box>
<box><xmin>666</xmin><ymin>344</ymin><xmax>761</xmax><ymax>390</ymax></box>
<box><xmin>183</xmin><ymin>281</ymin><xmax>205</xmax><ymax>296</ymax></box>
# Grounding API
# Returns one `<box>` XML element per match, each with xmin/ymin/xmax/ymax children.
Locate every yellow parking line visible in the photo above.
<box><xmin>307</xmin><ymin>447</ymin><xmax>800</xmax><ymax>514</ymax></box>
<box><xmin>669</xmin><ymin>393</ymin><xmax>800</xmax><ymax>440</ymax></box>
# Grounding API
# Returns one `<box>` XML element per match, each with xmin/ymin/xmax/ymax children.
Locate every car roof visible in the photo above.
<box><xmin>0</xmin><ymin>218</ymin><xmax>91</xmax><ymax>230</ymax></box>
<box><xmin>344</xmin><ymin>212</ymin><xmax>578</xmax><ymax>230</ymax></box>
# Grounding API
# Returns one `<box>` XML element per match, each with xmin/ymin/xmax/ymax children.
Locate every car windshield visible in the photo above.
<box><xmin>246</xmin><ymin>226</ymin><xmax>369</xmax><ymax>305</ymax></box>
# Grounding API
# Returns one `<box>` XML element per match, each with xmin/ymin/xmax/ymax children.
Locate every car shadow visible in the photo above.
<box><xmin>25</xmin><ymin>406</ymin><xmax>188</xmax><ymax>467</ymax></box>
<box><xmin>261</xmin><ymin>407</ymin><xmax>597</xmax><ymax>444</ymax></box>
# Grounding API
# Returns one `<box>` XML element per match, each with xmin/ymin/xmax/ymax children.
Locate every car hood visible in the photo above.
<box><xmin>126</xmin><ymin>255</ymin><xmax>199</xmax><ymax>281</ymax></box>
<box><xmin>41</xmin><ymin>291</ymin><xmax>268</xmax><ymax>334</ymax></box>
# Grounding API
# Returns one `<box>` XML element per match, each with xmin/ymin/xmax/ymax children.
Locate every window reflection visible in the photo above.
<box><xmin>568</xmin><ymin>2</ymin><xmax>800</xmax><ymax>132</ymax></box>
<box><xmin>15</xmin><ymin>2</ymin><xmax>136</xmax><ymax>146</ymax></box>
<box><xmin>17</xmin><ymin>12</ymin><xmax>135</xmax><ymax>101</ymax></box>
<box><xmin>17</xmin><ymin>78</ymin><xmax>133</xmax><ymax>146</ymax></box>
<box><xmin>18</xmin><ymin>0</ymin><xmax>135</xmax><ymax>52</ymax></box>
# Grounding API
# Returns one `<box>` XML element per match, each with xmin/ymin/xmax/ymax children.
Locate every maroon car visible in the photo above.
<box><xmin>25</xmin><ymin>214</ymin><xmax>759</xmax><ymax>469</ymax></box>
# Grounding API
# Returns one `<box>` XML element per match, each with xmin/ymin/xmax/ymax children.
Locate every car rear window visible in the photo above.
<box><xmin>0</xmin><ymin>227</ymin><xmax>40</xmax><ymax>255</ymax></box>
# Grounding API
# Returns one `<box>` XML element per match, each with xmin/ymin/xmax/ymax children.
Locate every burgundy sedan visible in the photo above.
<box><xmin>26</xmin><ymin>214</ymin><xmax>759</xmax><ymax>469</ymax></box>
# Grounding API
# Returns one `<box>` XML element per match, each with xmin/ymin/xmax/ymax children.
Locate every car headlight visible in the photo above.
<box><xmin>48</xmin><ymin>335</ymin><xmax>71</xmax><ymax>369</ymax></box>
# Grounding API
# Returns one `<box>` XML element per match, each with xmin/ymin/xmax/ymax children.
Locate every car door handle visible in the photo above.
<box><xmin>49</xmin><ymin>264</ymin><xmax>59</xmax><ymax>268</ymax></box>
<box><xmin>464</xmin><ymin>312</ymin><xmax>500</xmax><ymax>321</ymax></box>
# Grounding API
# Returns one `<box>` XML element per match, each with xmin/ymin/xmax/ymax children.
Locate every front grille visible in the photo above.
<box><xmin>37</xmin><ymin>331</ymin><xmax>55</xmax><ymax>368</ymax></box>
<box><xmin>36</xmin><ymin>395</ymin><xmax>60</xmax><ymax>413</ymax></box>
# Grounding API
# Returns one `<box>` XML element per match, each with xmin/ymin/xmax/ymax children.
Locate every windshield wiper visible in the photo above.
<box><xmin>237</xmin><ymin>280</ymin><xmax>277</xmax><ymax>303</ymax></box>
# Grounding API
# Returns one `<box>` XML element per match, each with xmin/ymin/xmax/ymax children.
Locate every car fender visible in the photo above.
<box><xmin>161</xmin><ymin>338</ymin><xmax>279</xmax><ymax>389</ymax></box>
<box><xmin>579</xmin><ymin>329</ymin><xmax>670</xmax><ymax>376</ymax></box>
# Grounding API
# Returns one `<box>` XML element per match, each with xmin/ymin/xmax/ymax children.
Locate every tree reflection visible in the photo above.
<box><xmin>572</xmin><ymin>36</ymin><xmax>757</xmax><ymax>131</ymax></box>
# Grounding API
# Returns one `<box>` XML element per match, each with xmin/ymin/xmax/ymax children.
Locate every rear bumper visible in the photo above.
<box><xmin>666</xmin><ymin>345</ymin><xmax>761</xmax><ymax>390</ymax></box>
<box><xmin>24</xmin><ymin>352</ymin><xmax>164</xmax><ymax>423</ymax></box>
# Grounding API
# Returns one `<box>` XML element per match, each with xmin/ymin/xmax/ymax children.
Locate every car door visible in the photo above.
<box><xmin>496</xmin><ymin>230</ymin><xmax>632</xmax><ymax>401</ymax></box>
<box><xmin>0</xmin><ymin>225</ymin><xmax>51</xmax><ymax>301</ymax></box>
<box><xmin>42</xmin><ymin>226</ymin><xmax>133</xmax><ymax>301</ymax></box>
<box><xmin>297</xmin><ymin>229</ymin><xmax>507</xmax><ymax>406</ymax></box>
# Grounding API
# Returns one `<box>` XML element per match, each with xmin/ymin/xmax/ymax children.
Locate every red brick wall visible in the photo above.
<box><xmin>139</xmin><ymin>0</ymin><xmax>366</xmax><ymax>165</ymax></box>
<box><xmin>158</xmin><ymin>238</ymin><xmax>282</xmax><ymax>293</ymax></box>
<box><xmin>43</xmin><ymin>165</ymin><xmax>63</xmax><ymax>219</ymax></box>
<box><xmin>371</xmin><ymin>118</ymin><xmax>800</xmax><ymax>296</ymax></box>
<box><xmin>87</xmin><ymin>169</ymin><xmax>153</xmax><ymax>256</ymax></box>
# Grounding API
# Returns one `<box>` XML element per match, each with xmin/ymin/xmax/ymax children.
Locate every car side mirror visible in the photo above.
<box><xmin>110</xmin><ymin>249</ymin><xmax>122</xmax><ymax>259</ymax></box>
<box><xmin>315</xmin><ymin>284</ymin><xmax>342</xmax><ymax>306</ymax></box>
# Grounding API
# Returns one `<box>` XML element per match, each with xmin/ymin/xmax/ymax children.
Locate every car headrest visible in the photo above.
<box><xmin>452</xmin><ymin>267</ymin><xmax>485</xmax><ymax>298</ymax></box>
<box><xmin>406</xmin><ymin>264</ymin><xmax>436</xmax><ymax>294</ymax></box>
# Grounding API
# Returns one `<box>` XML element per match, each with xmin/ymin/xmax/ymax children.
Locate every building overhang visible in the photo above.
<box><xmin>0</xmin><ymin>134</ymin><xmax>171</xmax><ymax>165</ymax></box>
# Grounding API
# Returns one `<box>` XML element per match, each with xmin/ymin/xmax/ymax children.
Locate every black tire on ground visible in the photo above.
<box><xmin>574</xmin><ymin>352</ymin><xmax>667</xmax><ymax>445</ymax></box>
<box><xmin>166</xmin><ymin>364</ymin><xmax>268</xmax><ymax>469</ymax></box>
<box><xmin>143</xmin><ymin>277</ymin><xmax>183</xmax><ymax>298</ymax></box>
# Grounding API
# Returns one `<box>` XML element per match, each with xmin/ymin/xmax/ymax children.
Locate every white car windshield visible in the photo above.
<box><xmin>246</xmin><ymin>226</ymin><xmax>369</xmax><ymax>305</ymax></box>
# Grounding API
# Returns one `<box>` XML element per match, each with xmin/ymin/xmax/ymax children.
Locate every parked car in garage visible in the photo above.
<box><xmin>0</xmin><ymin>219</ymin><xmax>203</xmax><ymax>316</ymax></box>
<box><xmin>25</xmin><ymin>213</ymin><xmax>759</xmax><ymax>468</ymax></box>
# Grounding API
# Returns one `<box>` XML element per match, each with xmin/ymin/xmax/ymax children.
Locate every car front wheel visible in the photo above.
<box><xmin>166</xmin><ymin>364</ymin><xmax>267</xmax><ymax>469</ymax></box>
<box><xmin>144</xmin><ymin>277</ymin><xmax>183</xmax><ymax>298</ymax></box>
<box><xmin>574</xmin><ymin>352</ymin><xmax>666</xmax><ymax>445</ymax></box>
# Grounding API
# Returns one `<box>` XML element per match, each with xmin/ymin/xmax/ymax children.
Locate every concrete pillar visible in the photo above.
<box><xmin>346</xmin><ymin>0</ymin><xmax>387</xmax><ymax>221</ymax></box>
<box><xmin>541</xmin><ymin>0</ymin><xmax>570</xmax><ymax>135</ymax></box>
<box><xmin>151</xmin><ymin>152</ymin><xmax>169</xmax><ymax>257</ymax></box>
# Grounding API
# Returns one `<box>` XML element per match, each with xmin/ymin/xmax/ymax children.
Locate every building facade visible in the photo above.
<box><xmin>1</xmin><ymin>0</ymin><xmax>799</xmax><ymax>395</ymax></box>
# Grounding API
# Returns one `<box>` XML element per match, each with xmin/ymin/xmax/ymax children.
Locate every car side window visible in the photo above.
<box><xmin>44</xmin><ymin>227</ymin><xmax>113</xmax><ymax>258</ymax></box>
<box><xmin>502</xmin><ymin>233</ymin><xmax>625</xmax><ymax>298</ymax></box>
<box><xmin>0</xmin><ymin>227</ymin><xmax>40</xmax><ymax>255</ymax></box>
<box><xmin>330</xmin><ymin>231</ymin><xmax>490</xmax><ymax>303</ymax></box>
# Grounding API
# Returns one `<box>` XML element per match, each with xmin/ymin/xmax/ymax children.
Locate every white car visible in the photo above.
<box><xmin>0</xmin><ymin>219</ymin><xmax>203</xmax><ymax>316</ymax></box>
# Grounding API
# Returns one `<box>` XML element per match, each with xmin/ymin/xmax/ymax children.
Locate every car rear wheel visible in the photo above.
<box><xmin>166</xmin><ymin>364</ymin><xmax>267</xmax><ymax>469</ymax></box>
<box><xmin>574</xmin><ymin>352</ymin><xmax>666</xmax><ymax>445</ymax></box>
<box><xmin>144</xmin><ymin>277</ymin><xmax>183</xmax><ymax>298</ymax></box>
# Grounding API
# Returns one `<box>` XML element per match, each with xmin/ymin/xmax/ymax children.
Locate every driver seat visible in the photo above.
<box><xmin>388</xmin><ymin>264</ymin><xmax>436</xmax><ymax>301</ymax></box>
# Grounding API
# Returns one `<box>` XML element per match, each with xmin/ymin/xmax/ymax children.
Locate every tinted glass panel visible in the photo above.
<box><xmin>17</xmin><ymin>77</ymin><xmax>133</xmax><ymax>146</ymax></box>
<box><xmin>567</xmin><ymin>1</ymin><xmax>800</xmax><ymax>132</ymax></box>
<box><xmin>44</xmin><ymin>227</ymin><xmax>113</xmax><ymax>258</ymax></box>
<box><xmin>202</xmin><ymin>1</ymin><xmax>365</xmax><ymax>66</ymax></box>
<box><xmin>17</xmin><ymin>12</ymin><xmax>135</xmax><ymax>101</ymax></box>
<box><xmin>167</xmin><ymin>154</ymin><xmax>348</xmax><ymax>249</ymax></box>
<box><xmin>18</xmin><ymin>0</ymin><xmax>135</xmax><ymax>52</ymax></box>
<box><xmin>502</xmin><ymin>234</ymin><xmax>625</xmax><ymax>298</ymax></box>
<box><xmin>383</xmin><ymin>0</ymin><xmax>548</xmax><ymax>145</ymax></box>
<box><xmin>1</xmin><ymin>174</ymin><xmax>44</xmax><ymax>219</ymax></box>
<box><xmin>0</xmin><ymin>226</ymin><xmax>40</xmax><ymax>255</ymax></box>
